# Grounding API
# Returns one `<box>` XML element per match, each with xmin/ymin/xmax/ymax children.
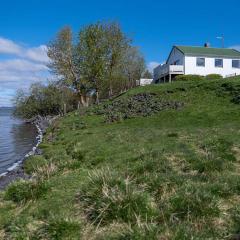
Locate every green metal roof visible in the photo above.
<box><xmin>175</xmin><ymin>46</ymin><xmax>240</xmax><ymax>58</ymax></box>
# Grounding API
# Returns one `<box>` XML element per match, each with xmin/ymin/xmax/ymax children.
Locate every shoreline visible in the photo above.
<box><xmin>0</xmin><ymin>123</ymin><xmax>43</xmax><ymax>190</ymax></box>
<box><xmin>0</xmin><ymin>116</ymin><xmax>56</xmax><ymax>190</ymax></box>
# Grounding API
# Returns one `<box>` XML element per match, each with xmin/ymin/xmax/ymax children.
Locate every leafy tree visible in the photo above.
<box><xmin>48</xmin><ymin>27</ymin><xmax>78</xmax><ymax>87</ymax></box>
<box><xmin>76</xmin><ymin>23</ymin><xmax>107</xmax><ymax>104</ymax></box>
<box><xmin>47</xmin><ymin>27</ymin><xmax>88</xmax><ymax>106</ymax></box>
<box><xmin>104</xmin><ymin>22</ymin><xmax>130</xmax><ymax>97</ymax></box>
<box><xmin>47</xmin><ymin>22</ymin><xmax>146</xmax><ymax>105</ymax></box>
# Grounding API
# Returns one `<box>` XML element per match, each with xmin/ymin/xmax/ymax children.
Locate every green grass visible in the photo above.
<box><xmin>1</xmin><ymin>77</ymin><xmax>240</xmax><ymax>239</ymax></box>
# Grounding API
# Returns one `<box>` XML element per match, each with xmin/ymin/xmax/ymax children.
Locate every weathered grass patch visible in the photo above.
<box><xmin>76</xmin><ymin>168</ymin><xmax>159</xmax><ymax>226</ymax></box>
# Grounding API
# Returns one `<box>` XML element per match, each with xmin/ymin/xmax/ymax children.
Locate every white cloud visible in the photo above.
<box><xmin>0</xmin><ymin>37</ymin><xmax>22</xmax><ymax>55</ymax></box>
<box><xmin>25</xmin><ymin>45</ymin><xmax>49</xmax><ymax>63</ymax></box>
<box><xmin>147</xmin><ymin>61</ymin><xmax>160</xmax><ymax>73</ymax></box>
<box><xmin>0</xmin><ymin>37</ymin><xmax>50</xmax><ymax>106</ymax></box>
<box><xmin>0</xmin><ymin>68</ymin><xmax>48</xmax><ymax>106</ymax></box>
<box><xmin>0</xmin><ymin>59</ymin><xmax>48</xmax><ymax>72</ymax></box>
<box><xmin>0</xmin><ymin>37</ymin><xmax>49</xmax><ymax>63</ymax></box>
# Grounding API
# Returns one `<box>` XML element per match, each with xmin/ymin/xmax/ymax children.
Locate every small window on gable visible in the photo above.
<box><xmin>232</xmin><ymin>60</ymin><xmax>240</xmax><ymax>69</ymax></box>
<box><xmin>196</xmin><ymin>58</ymin><xmax>205</xmax><ymax>67</ymax></box>
<box><xmin>215</xmin><ymin>59</ymin><xmax>223</xmax><ymax>68</ymax></box>
<box><xmin>174</xmin><ymin>60</ymin><xmax>180</xmax><ymax>65</ymax></box>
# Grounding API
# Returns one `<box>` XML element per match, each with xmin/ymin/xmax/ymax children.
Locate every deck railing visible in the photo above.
<box><xmin>154</xmin><ymin>64</ymin><xmax>184</xmax><ymax>79</ymax></box>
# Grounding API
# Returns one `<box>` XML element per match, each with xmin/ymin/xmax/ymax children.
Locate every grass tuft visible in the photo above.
<box><xmin>76</xmin><ymin>168</ymin><xmax>159</xmax><ymax>226</ymax></box>
<box><xmin>4</xmin><ymin>179</ymin><xmax>49</xmax><ymax>203</ymax></box>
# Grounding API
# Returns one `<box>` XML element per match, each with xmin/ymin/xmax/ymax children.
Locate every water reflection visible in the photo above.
<box><xmin>0</xmin><ymin>109</ymin><xmax>37</xmax><ymax>174</ymax></box>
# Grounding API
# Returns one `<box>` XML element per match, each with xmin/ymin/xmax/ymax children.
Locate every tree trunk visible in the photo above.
<box><xmin>80</xmin><ymin>95</ymin><xmax>88</xmax><ymax>107</ymax></box>
<box><xmin>85</xmin><ymin>96</ymin><xmax>89</xmax><ymax>107</ymax></box>
<box><xmin>96</xmin><ymin>90</ymin><xmax>100</xmax><ymax>105</ymax></box>
<box><xmin>109</xmin><ymin>81</ymin><xmax>113</xmax><ymax>98</ymax></box>
<box><xmin>63</xmin><ymin>103</ymin><xmax>67</xmax><ymax>115</ymax></box>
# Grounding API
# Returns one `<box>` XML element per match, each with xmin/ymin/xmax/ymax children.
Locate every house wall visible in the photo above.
<box><xmin>137</xmin><ymin>79</ymin><xmax>153</xmax><ymax>86</ymax></box>
<box><xmin>154</xmin><ymin>47</ymin><xmax>185</xmax><ymax>81</ymax></box>
<box><xmin>184</xmin><ymin>56</ymin><xmax>240</xmax><ymax>77</ymax></box>
<box><xmin>167</xmin><ymin>48</ymin><xmax>184</xmax><ymax>65</ymax></box>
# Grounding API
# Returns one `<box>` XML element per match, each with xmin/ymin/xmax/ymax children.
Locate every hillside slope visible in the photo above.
<box><xmin>1</xmin><ymin>77</ymin><xmax>240</xmax><ymax>239</ymax></box>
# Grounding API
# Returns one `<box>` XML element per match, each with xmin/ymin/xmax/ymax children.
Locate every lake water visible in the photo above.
<box><xmin>0</xmin><ymin>108</ymin><xmax>37</xmax><ymax>175</ymax></box>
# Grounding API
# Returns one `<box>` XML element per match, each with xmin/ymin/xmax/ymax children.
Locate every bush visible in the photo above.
<box><xmin>24</xmin><ymin>155</ymin><xmax>48</xmax><ymax>174</ymax></box>
<box><xmin>205</xmin><ymin>74</ymin><xmax>223</xmax><ymax>80</ymax></box>
<box><xmin>13</xmin><ymin>82</ymin><xmax>78</xmax><ymax>119</ymax></box>
<box><xmin>76</xmin><ymin>168</ymin><xmax>159</xmax><ymax>226</ymax></box>
<box><xmin>220</xmin><ymin>82</ymin><xmax>240</xmax><ymax>104</ymax></box>
<box><xmin>232</xmin><ymin>95</ymin><xmax>240</xmax><ymax>104</ymax></box>
<box><xmin>174</xmin><ymin>75</ymin><xmax>204</xmax><ymax>82</ymax></box>
<box><xmin>4</xmin><ymin>180</ymin><xmax>49</xmax><ymax>203</ymax></box>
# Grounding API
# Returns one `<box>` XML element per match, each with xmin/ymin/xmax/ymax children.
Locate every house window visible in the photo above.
<box><xmin>196</xmin><ymin>58</ymin><xmax>205</xmax><ymax>67</ymax></box>
<box><xmin>174</xmin><ymin>60</ymin><xmax>180</xmax><ymax>65</ymax></box>
<box><xmin>215</xmin><ymin>59</ymin><xmax>223</xmax><ymax>68</ymax></box>
<box><xmin>232</xmin><ymin>60</ymin><xmax>240</xmax><ymax>69</ymax></box>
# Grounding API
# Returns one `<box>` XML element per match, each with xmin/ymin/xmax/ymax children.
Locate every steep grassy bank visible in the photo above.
<box><xmin>1</xmin><ymin>77</ymin><xmax>240</xmax><ymax>239</ymax></box>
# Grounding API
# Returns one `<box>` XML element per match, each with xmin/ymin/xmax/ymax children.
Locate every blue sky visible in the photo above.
<box><xmin>0</xmin><ymin>0</ymin><xmax>240</xmax><ymax>106</ymax></box>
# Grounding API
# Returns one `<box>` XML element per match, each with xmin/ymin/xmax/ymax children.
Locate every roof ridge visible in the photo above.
<box><xmin>232</xmin><ymin>48</ymin><xmax>240</xmax><ymax>53</ymax></box>
<box><xmin>175</xmin><ymin>45</ymin><xmax>234</xmax><ymax>50</ymax></box>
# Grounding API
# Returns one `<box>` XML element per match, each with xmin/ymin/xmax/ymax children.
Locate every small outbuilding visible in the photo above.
<box><xmin>136</xmin><ymin>78</ymin><xmax>153</xmax><ymax>86</ymax></box>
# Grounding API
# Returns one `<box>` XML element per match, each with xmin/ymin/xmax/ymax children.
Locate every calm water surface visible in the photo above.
<box><xmin>0</xmin><ymin>108</ymin><xmax>37</xmax><ymax>175</ymax></box>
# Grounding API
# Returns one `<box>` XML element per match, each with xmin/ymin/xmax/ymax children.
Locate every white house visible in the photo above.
<box><xmin>136</xmin><ymin>78</ymin><xmax>153</xmax><ymax>86</ymax></box>
<box><xmin>153</xmin><ymin>45</ymin><xmax>240</xmax><ymax>83</ymax></box>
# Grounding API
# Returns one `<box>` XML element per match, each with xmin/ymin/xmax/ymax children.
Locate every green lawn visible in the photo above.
<box><xmin>1</xmin><ymin>77</ymin><xmax>240</xmax><ymax>239</ymax></box>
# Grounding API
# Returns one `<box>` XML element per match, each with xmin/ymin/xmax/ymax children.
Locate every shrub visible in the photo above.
<box><xmin>205</xmin><ymin>74</ymin><xmax>223</xmax><ymax>80</ymax></box>
<box><xmin>174</xmin><ymin>75</ymin><xmax>204</xmax><ymax>82</ymax></box>
<box><xmin>220</xmin><ymin>82</ymin><xmax>240</xmax><ymax>104</ymax></box>
<box><xmin>13</xmin><ymin>82</ymin><xmax>78</xmax><ymax>119</ymax></box>
<box><xmin>24</xmin><ymin>155</ymin><xmax>48</xmax><ymax>174</ymax></box>
<box><xmin>4</xmin><ymin>180</ymin><xmax>49</xmax><ymax>203</ymax></box>
<box><xmin>76</xmin><ymin>168</ymin><xmax>159</xmax><ymax>226</ymax></box>
<box><xmin>232</xmin><ymin>95</ymin><xmax>240</xmax><ymax>104</ymax></box>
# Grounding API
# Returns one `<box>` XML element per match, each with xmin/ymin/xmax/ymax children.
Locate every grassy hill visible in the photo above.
<box><xmin>1</xmin><ymin>77</ymin><xmax>240</xmax><ymax>239</ymax></box>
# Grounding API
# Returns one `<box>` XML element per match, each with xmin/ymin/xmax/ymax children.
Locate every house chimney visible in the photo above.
<box><xmin>204</xmin><ymin>42</ymin><xmax>210</xmax><ymax>48</ymax></box>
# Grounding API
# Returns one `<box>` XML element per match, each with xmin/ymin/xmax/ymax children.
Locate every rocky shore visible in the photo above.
<box><xmin>0</xmin><ymin>115</ymin><xmax>57</xmax><ymax>190</ymax></box>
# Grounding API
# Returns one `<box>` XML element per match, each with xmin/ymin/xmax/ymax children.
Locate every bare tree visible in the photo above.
<box><xmin>123</xmin><ymin>46</ymin><xmax>146</xmax><ymax>89</ymax></box>
<box><xmin>142</xmin><ymin>70</ymin><xmax>153</xmax><ymax>79</ymax></box>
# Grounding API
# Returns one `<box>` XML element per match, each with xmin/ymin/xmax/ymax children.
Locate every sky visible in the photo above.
<box><xmin>0</xmin><ymin>0</ymin><xmax>240</xmax><ymax>106</ymax></box>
